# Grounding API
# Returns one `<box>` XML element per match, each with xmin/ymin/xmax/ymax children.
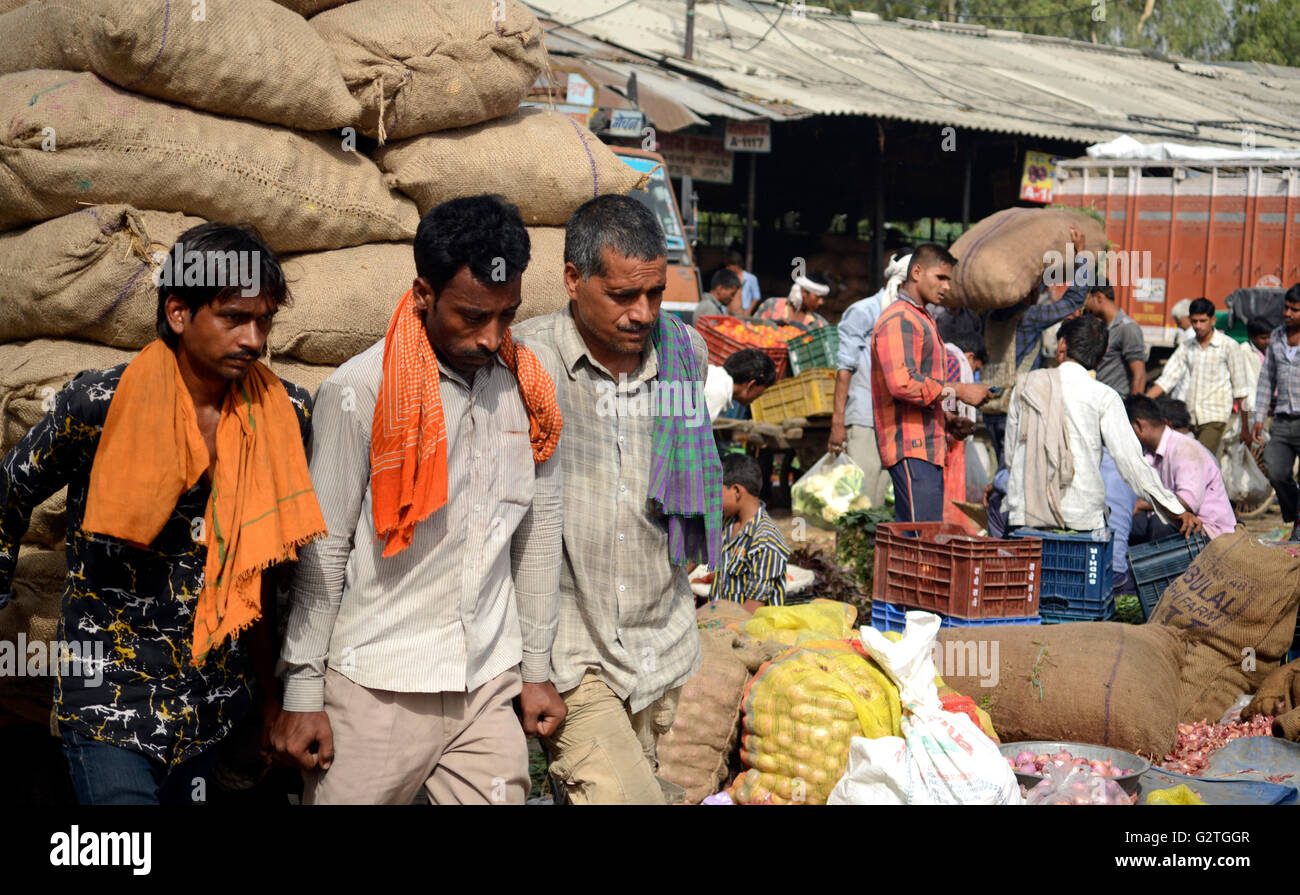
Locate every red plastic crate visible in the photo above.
<box><xmin>695</xmin><ymin>315</ymin><xmax>790</xmax><ymax>378</ymax></box>
<box><xmin>873</xmin><ymin>522</ymin><xmax>1042</xmax><ymax>619</ymax></box>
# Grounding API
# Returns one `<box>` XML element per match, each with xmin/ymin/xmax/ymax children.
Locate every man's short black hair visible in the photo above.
<box><xmin>727</xmin><ymin>250</ymin><xmax>745</xmax><ymax>268</ymax></box>
<box><xmin>1058</xmin><ymin>314</ymin><xmax>1109</xmax><ymax>370</ymax></box>
<box><xmin>1286</xmin><ymin>282</ymin><xmax>1300</xmax><ymax>305</ymax></box>
<box><xmin>1089</xmin><ymin>284</ymin><xmax>1115</xmax><ymax>303</ymax></box>
<box><xmin>155</xmin><ymin>222</ymin><xmax>289</xmax><ymax>348</ymax></box>
<box><xmin>723</xmin><ymin>348</ymin><xmax>777</xmax><ymax>387</ymax></box>
<box><xmin>722</xmin><ymin>453</ymin><xmax>763</xmax><ymax>497</ymax></box>
<box><xmin>803</xmin><ymin>269</ymin><xmax>829</xmax><ymax>287</ymax></box>
<box><xmin>1247</xmin><ymin>315</ymin><xmax>1275</xmax><ymax>339</ymax></box>
<box><xmin>710</xmin><ymin>268</ymin><xmax>741</xmax><ymax>291</ymax></box>
<box><xmin>413</xmin><ymin>194</ymin><xmax>530</xmax><ymax>295</ymax></box>
<box><xmin>908</xmin><ymin>243</ymin><xmax>957</xmax><ymax>279</ymax></box>
<box><xmin>1188</xmin><ymin>297</ymin><xmax>1216</xmax><ymax>318</ymax></box>
<box><xmin>564</xmin><ymin>194</ymin><xmax>665</xmax><ymax>280</ymax></box>
<box><xmin>1124</xmin><ymin>393</ymin><xmax>1165</xmax><ymax>425</ymax></box>
<box><xmin>1156</xmin><ymin>396</ymin><xmax>1192</xmax><ymax>431</ymax></box>
<box><xmin>950</xmin><ymin>332</ymin><xmax>987</xmax><ymax>365</ymax></box>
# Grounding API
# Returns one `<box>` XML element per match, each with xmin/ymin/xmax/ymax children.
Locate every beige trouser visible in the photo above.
<box><xmin>543</xmin><ymin>673</ymin><xmax>682</xmax><ymax>805</ymax></box>
<box><xmin>304</xmin><ymin>666</ymin><xmax>529</xmax><ymax>805</ymax></box>
<box><xmin>846</xmin><ymin>424</ymin><xmax>891</xmax><ymax>508</ymax></box>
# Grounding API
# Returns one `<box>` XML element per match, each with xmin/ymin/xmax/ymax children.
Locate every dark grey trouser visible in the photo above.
<box><xmin>1264</xmin><ymin>415</ymin><xmax>1300</xmax><ymax>523</ymax></box>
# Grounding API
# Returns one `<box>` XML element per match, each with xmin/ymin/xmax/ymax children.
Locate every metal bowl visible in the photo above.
<box><xmin>998</xmin><ymin>741</ymin><xmax>1151</xmax><ymax>796</ymax></box>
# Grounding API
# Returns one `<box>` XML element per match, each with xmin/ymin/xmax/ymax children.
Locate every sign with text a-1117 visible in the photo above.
<box><xmin>725</xmin><ymin>119</ymin><xmax>771</xmax><ymax>153</ymax></box>
<box><xmin>1019</xmin><ymin>150</ymin><xmax>1056</xmax><ymax>203</ymax></box>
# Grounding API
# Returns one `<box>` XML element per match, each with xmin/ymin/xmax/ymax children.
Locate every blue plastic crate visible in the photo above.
<box><xmin>1130</xmin><ymin>532</ymin><xmax>1210</xmax><ymax>620</ymax></box>
<box><xmin>1010</xmin><ymin>528</ymin><xmax>1113</xmax><ymax>614</ymax></box>
<box><xmin>869</xmin><ymin>601</ymin><xmax>1040</xmax><ymax>634</ymax></box>
<box><xmin>1040</xmin><ymin>601</ymin><xmax>1118</xmax><ymax>625</ymax></box>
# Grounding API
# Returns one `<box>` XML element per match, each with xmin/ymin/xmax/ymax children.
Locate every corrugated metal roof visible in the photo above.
<box><xmin>528</xmin><ymin>0</ymin><xmax>1300</xmax><ymax>148</ymax></box>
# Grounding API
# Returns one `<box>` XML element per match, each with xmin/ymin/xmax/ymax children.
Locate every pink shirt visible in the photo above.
<box><xmin>1144</xmin><ymin>427</ymin><xmax>1237</xmax><ymax>538</ymax></box>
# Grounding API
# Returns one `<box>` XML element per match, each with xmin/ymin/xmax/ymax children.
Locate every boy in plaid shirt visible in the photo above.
<box><xmin>708</xmin><ymin>455</ymin><xmax>790</xmax><ymax>611</ymax></box>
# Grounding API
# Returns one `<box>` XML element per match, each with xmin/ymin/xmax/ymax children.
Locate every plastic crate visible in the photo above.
<box><xmin>749</xmin><ymin>368</ymin><xmax>836</xmax><ymax>423</ymax></box>
<box><xmin>695</xmin><ymin>315</ymin><xmax>789</xmax><ymax>379</ymax></box>
<box><xmin>1040</xmin><ymin>601</ymin><xmax>1118</xmax><ymax>625</ymax></box>
<box><xmin>786</xmin><ymin>326</ymin><xmax>840</xmax><ymax>376</ymax></box>
<box><xmin>1130</xmin><ymin>532</ymin><xmax>1210</xmax><ymax>620</ymax></box>
<box><xmin>1010</xmin><ymin>529</ymin><xmax>1114</xmax><ymax>620</ymax></box>
<box><xmin>869</xmin><ymin>600</ymin><xmax>1040</xmax><ymax>633</ymax></box>
<box><xmin>873</xmin><ymin>522</ymin><xmax>1041</xmax><ymax>619</ymax></box>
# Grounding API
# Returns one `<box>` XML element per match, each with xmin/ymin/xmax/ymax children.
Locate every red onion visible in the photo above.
<box><xmin>1159</xmin><ymin>716</ymin><xmax>1275</xmax><ymax>776</ymax></box>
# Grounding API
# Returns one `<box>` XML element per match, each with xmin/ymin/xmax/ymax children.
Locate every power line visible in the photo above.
<box><xmin>869</xmin><ymin>0</ymin><xmax>1100</xmax><ymax>22</ymax></box>
<box><xmin>542</xmin><ymin>0</ymin><xmax>640</xmax><ymax>33</ymax></box>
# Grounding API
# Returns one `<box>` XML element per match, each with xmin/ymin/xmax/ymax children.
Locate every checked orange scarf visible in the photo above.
<box><xmin>370</xmin><ymin>290</ymin><xmax>562</xmax><ymax>557</ymax></box>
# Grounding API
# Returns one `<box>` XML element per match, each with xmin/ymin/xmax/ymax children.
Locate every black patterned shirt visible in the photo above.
<box><xmin>0</xmin><ymin>363</ymin><xmax>312</xmax><ymax>768</ymax></box>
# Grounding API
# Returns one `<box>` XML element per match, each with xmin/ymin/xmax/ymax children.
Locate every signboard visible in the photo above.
<box><xmin>606</xmin><ymin>109</ymin><xmax>645</xmax><ymax>138</ymax></box>
<box><xmin>565</xmin><ymin>73</ymin><xmax>595</xmax><ymax>107</ymax></box>
<box><xmin>1019</xmin><ymin>150</ymin><xmax>1056</xmax><ymax>203</ymax></box>
<box><xmin>656</xmin><ymin>133</ymin><xmax>733</xmax><ymax>184</ymax></box>
<box><xmin>724</xmin><ymin>119</ymin><xmax>771</xmax><ymax>153</ymax></box>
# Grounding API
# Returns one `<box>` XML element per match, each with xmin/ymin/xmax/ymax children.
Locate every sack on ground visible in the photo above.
<box><xmin>1149</xmin><ymin>531</ymin><xmax>1300</xmax><ymax>724</ymax></box>
<box><xmin>0</xmin><ymin>340</ymin><xmax>135</xmax><ymax>454</ymax></box>
<box><xmin>738</xmin><ymin>598</ymin><xmax>857</xmax><ymax>647</ymax></box>
<box><xmin>0</xmin><ymin>70</ymin><xmax>419</xmax><ymax>252</ymax></box>
<box><xmin>0</xmin><ymin>205</ymin><xmax>203</xmax><ymax>349</ymax></box>
<box><xmin>948</xmin><ymin>207</ymin><xmax>1108</xmax><ymax>311</ymax></box>
<box><xmin>728</xmin><ymin>639</ymin><xmax>902</xmax><ymax>805</ymax></box>
<box><xmin>936</xmin><ymin>621</ymin><xmax>1187</xmax><ymax>757</ymax></box>
<box><xmin>23</xmin><ymin>490</ymin><xmax>67</xmax><ymax>550</ymax></box>
<box><xmin>657</xmin><ymin>628</ymin><xmax>783</xmax><ymax>804</ymax></box>
<box><xmin>0</xmin><ymin>547</ymin><xmax>67</xmax><ymax>726</ymax></box>
<box><xmin>271</xmin><ymin>0</ymin><xmax>349</xmax><ymax>14</ymax></box>
<box><xmin>0</xmin><ymin>0</ymin><xmax>360</xmax><ymax>129</ymax></box>
<box><xmin>830</xmin><ymin>612</ymin><xmax>1022</xmax><ymax>804</ymax></box>
<box><xmin>374</xmin><ymin>107</ymin><xmax>649</xmax><ymax>226</ymax></box>
<box><xmin>311</xmin><ymin>0</ymin><xmax>546</xmax><ymax>141</ymax></box>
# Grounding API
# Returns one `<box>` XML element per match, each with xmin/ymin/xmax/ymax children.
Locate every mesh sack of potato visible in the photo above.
<box><xmin>737</xmin><ymin>598</ymin><xmax>857</xmax><ymax>648</ymax></box>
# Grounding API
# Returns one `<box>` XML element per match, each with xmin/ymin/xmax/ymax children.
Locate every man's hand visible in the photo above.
<box><xmin>259</xmin><ymin>697</ymin><xmax>282</xmax><ymax>766</ymax></box>
<box><xmin>1134</xmin><ymin>499</ymin><xmax>1153</xmax><ymax>513</ymax></box>
<box><xmin>1248</xmin><ymin>420</ymin><xmax>1264</xmax><ymax>447</ymax></box>
<box><xmin>828</xmin><ymin>418</ymin><xmax>847</xmax><ymax>455</ymax></box>
<box><xmin>1175</xmin><ymin>512</ymin><xmax>1205</xmax><ymax>537</ymax></box>
<box><xmin>982</xmin><ymin>483</ymin><xmax>994</xmax><ymax>508</ymax></box>
<box><xmin>945</xmin><ymin>413</ymin><xmax>975</xmax><ymax>441</ymax></box>
<box><xmin>518</xmin><ymin>681</ymin><xmax>567</xmax><ymax>739</ymax></box>
<box><xmin>1069</xmin><ymin>225</ymin><xmax>1085</xmax><ymax>256</ymax></box>
<box><xmin>271</xmin><ymin>709</ymin><xmax>334</xmax><ymax>772</ymax></box>
<box><xmin>955</xmin><ymin>382</ymin><xmax>992</xmax><ymax>407</ymax></box>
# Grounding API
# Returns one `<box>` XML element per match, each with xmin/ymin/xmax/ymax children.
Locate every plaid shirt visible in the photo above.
<box><xmin>1255</xmin><ymin>326</ymin><xmax>1300</xmax><ymax>419</ymax></box>
<box><xmin>870</xmin><ymin>291</ymin><xmax>948</xmax><ymax>468</ymax></box>
<box><xmin>1154</xmin><ymin>329</ymin><xmax>1250</xmax><ymax>426</ymax></box>
<box><xmin>513</xmin><ymin>306</ymin><xmax>706</xmax><ymax>712</ymax></box>
<box><xmin>708</xmin><ymin>503</ymin><xmax>790</xmax><ymax>606</ymax></box>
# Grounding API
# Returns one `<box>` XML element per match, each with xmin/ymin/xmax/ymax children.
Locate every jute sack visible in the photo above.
<box><xmin>0</xmin><ymin>0</ymin><xmax>360</xmax><ymax>130</ymax></box>
<box><xmin>263</xmin><ymin>360</ymin><xmax>338</xmax><ymax>401</ymax></box>
<box><xmin>23</xmin><ymin>490</ymin><xmax>68</xmax><ymax>550</ymax></box>
<box><xmin>0</xmin><ymin>0</ymin><xmax>30</xmax><ymax>12</ymax></box>
<box><xmin>0</xmin><ymin>547</ymin><xmax>67</xmax><ymax>727</ymax></box>
<box><xmin>936</xmin><ymin>622</ymin><xmax>1187</xmax><ymax>757</ymax></box>
<box><xmin>0</xmin><ymin>340</ymin><xmax>135</xmax><ymax>454</ymax></box>
<box><xmin>271</xmin><ymin>227</ymin><xmax>567</xmax><ymax>365</ymax></box>
<box><xmin>657</xmin><ymin>628</ymin><xmax>782</xmax><ymax>804</ymax></box>
<box><xmin>1243</xmin><ymin>659</ymin><xmax>1300</xmax><ymax>740</ymax></box>
<box><xmin>374</xmin><ymin>107</ymin><xmax>649</xmax><ymax>226</ymax></box>
<box><xmin>273</xmin><ymin>0</ymin><xmax>348</xmax><ymax>14</ymax></box>
<box><xmin>948</xmin><ymin>207</ymin><xmax>1108</xmax><ymax>311</ymax></box>
<box><xmin>0</xmin><ymin>70</ymin><xmax>419</xmax><ymax>253</ymax></box>
<box><xmin>311</xmin><ymin>0</ymin><xmax>547</xmax><ymax>141</ymax></box>
<box><xmin>1147</xmin><ymin>531</ymin><xmax>1300</xmax><ymax>723</ymax></box>
<box><xmin>0</xmin><ymin>205</ymin><xmax>204</xmax><ymax>349</ymax></box>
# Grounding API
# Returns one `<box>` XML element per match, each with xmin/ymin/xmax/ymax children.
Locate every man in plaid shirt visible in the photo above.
<box><xmin>870</xmin><ymin>244</ymin><xmax>991</xmax><ymax>522</ymax></box>
<box><xmin>1249</xmin><ymin>284</ymin><xmax>1300</xmax><ymax>539</ymax></box>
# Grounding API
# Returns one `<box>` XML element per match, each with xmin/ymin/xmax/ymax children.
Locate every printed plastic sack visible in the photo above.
<box><xmin>791</xmin><ymin>453</ymin><xmax>868</xmax><ymax>529</ymax></box>
<box><xmin>728</xmin><ymin>640</ymin><xmax>902</xmax><ymax>805</ymax></box>
<box><xmin>828</xmin><ymin>611</ymin><xmax>1023</xmax><ymax>805</ymax></box>
<box><xmin>1026</xmin><ymin>763</ymin><xmax>1133</xmax><ymax>805</ymax></box>
<box><xmin>738</xmin><ymin>598</ymin><xmax>857</xmax><ymax>646</ymax></box>
<box><xmin>1222</xmin><ymin>440</ymin><xmax>1270</xmax><ymax>504</ymax></box>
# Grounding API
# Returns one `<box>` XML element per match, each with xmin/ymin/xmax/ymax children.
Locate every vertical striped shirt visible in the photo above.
<box><xmin>1255</xmin><ymin>326</ymin><xmax>1300</xmax><ymax>418</ymax></box>
<box><xmin>707</xmin><ymin>503</ymin><xmax>790</xmax><ymax>606</ymax></box>
<box><xmin>1154</xmin><ymin>329</ymin><xmax>1250</xmax><ymax>426</ymax></box>
<box><xmin>870</xmin><ymin>291</ymin><xmax>948</xmax><ymax>468</ymax></box>
<box><xmin>278</xmin><ymin>339</ymin><xmax>563</xmax><ymax>712</ymax></box>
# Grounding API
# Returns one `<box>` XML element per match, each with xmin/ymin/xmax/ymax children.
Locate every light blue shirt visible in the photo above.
<box><xmin>836</xmin><ymin>289</ymin><xmax>885</xmax><ymax>428</ymax></box>
<box><xmin>739</xmin><ymin>271</ymin><xmax>761</xmax><ymax>311</ymax></box>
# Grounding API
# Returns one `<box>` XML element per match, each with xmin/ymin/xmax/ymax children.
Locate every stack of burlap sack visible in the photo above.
<box><xmin>0</xmin><ymin>0</ymin><xmax>648</xmax><ymax>724</ymax></box>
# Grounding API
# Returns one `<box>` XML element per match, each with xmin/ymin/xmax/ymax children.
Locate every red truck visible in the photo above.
<box><xmin>1054</xmin><ymin>158</ymin><xmax>1300</xmax><ymax>347</ymax></box>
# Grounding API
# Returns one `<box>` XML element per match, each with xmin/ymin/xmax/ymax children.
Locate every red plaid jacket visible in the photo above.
<box><xmin>869</xmin><ymin>293</ymin><xmax>948</xmax><ymax>468</ymax></box>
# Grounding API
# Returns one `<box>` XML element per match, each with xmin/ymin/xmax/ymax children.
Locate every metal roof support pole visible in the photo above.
<box><xmin>746</xmin><ymin>152</ymin><xmax>757</xmax><ymax>272</ymax></box>
<box><xmin>684</xmin><ymin>0</ymin><xmax>696</xmax><ymax>61</ymax></box>
<box><xmin>962</xmin><ymin>150</ymin><xmax>972</xmax><ymax>229</ymax></box>
<box><xmin>872</xmin><ymin>123</ymin><xmax>885</xmax><ymax>287</ymax></box>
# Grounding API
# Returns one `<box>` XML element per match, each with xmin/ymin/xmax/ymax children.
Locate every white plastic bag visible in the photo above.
<box><xmin>790</xmin><ymin>452</ymin><xmax>868</xmax><ymax>529</ymax></box>
<box><xmin>827</xmin><ymin>611</ymin><xmax>1024</xmax><ymax>805</ymax></box>
<box><xmin>1222</xmin><ymin>440</ymin><xmax>1270</xmax><ymax>504</ymax></box>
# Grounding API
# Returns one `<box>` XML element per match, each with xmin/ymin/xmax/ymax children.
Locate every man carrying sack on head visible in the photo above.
<box><xmin>273</xmin><ymin>196</ymin><xmax>564</xmax><ymax>805</ymax></box>
<box><xmin>514</xmin><ymin>194</ymin><xmax>723</xmax><ymax>805</ymax></box>
<box><xmin>0</xmin><ymin>223</ymin><xmax>323</xmax><ymax>805</ymax></box>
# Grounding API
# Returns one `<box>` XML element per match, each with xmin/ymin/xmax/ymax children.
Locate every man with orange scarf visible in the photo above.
<box><xmin>273</xmin><ymin>196</ymin><xmax>565</xmax><ymax>805</ymax></box>
<box><xmin>0</xmin><ymin>223</ymin><xmax>322</xmax><ymax>804</ymax></box>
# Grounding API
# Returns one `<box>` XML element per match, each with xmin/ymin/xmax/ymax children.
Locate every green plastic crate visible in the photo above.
<box><xmin>786</xmin><ymin>326</ymin><xmax>839</xmax><ymax>376</ymax></box>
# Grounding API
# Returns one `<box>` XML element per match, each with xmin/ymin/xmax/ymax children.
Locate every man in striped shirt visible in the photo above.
<box><xmin>870</xmin><ymin>244</ymin><xmax>991</xmax><ymax>522</ymax></box>
<box><xmin>273</xmin><ymin>197</ymin><xmax>565</xmax><ymax>804</ymax></box>
<box><xmin>1249</xmin><ymin>284</ymin><xmax>1300</xmax><ymax>537</ymax></box>
<box><xmin>708</xmin><ymin>454</ymin><xmax>790</xmax><ymax>610</ymax></box>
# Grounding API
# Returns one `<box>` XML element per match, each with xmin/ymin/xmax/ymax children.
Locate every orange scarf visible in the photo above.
<box><xmin>370</xmin><ymin>290</ymin><xmax>562</xmax><ymax>557</ymax></box>
<box><xmin>82</xmin><ymin>340</ymin><xmax>326</xmax><ymax>666</ymax></box>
